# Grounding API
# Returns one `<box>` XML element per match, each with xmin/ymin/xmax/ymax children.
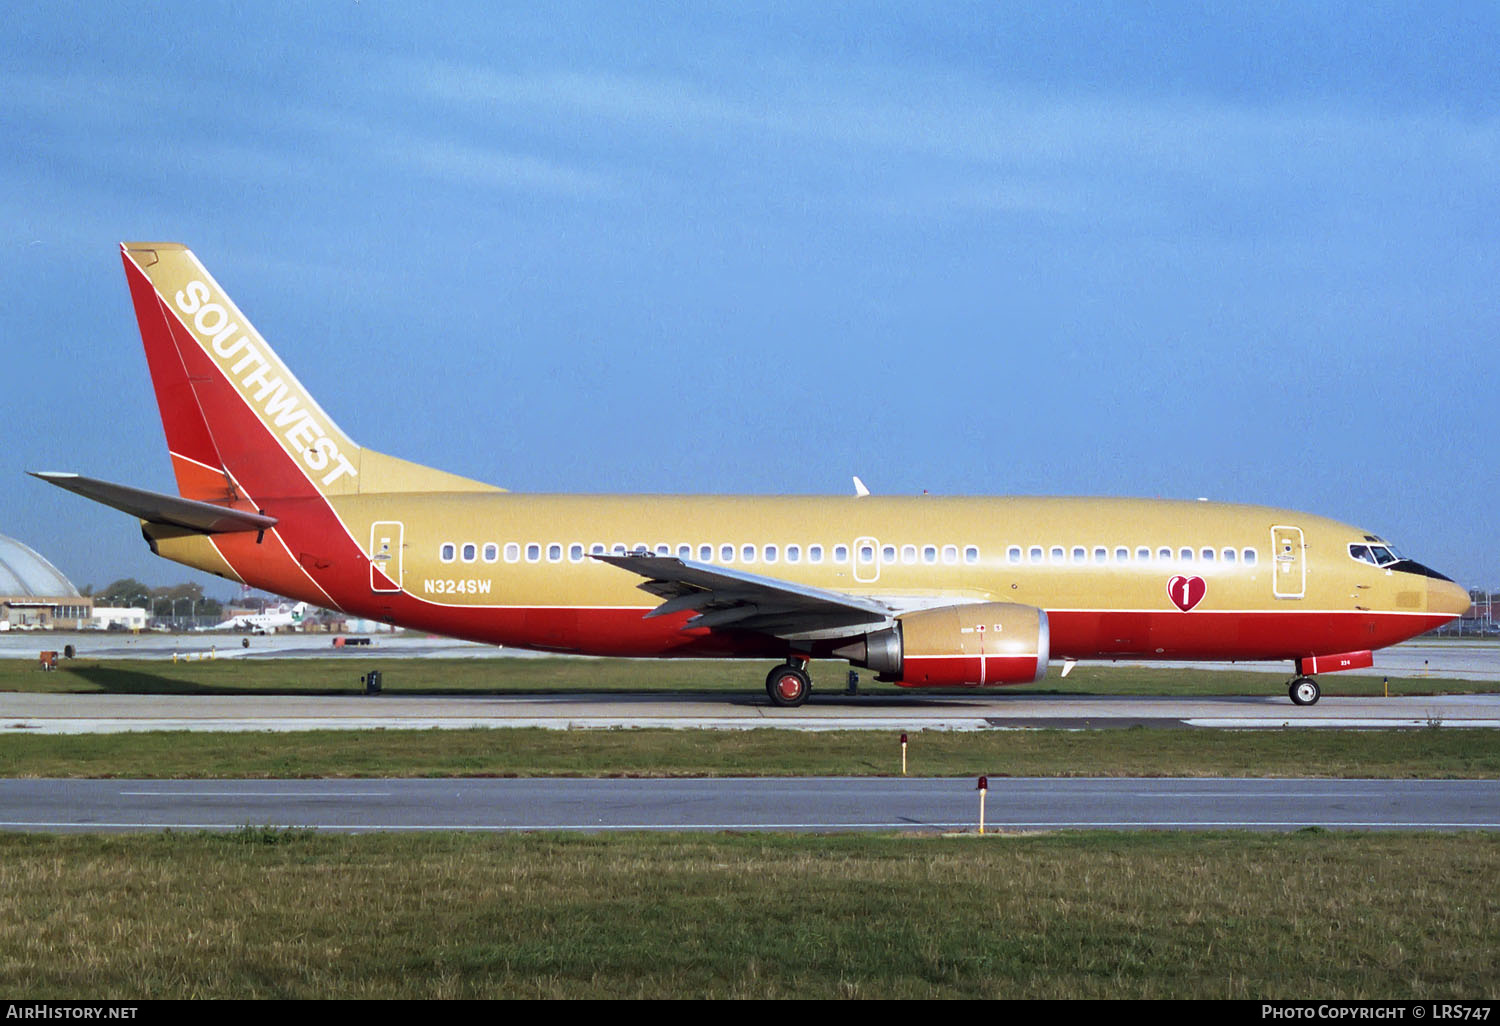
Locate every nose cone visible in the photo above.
<box><xmin>1428</xmin><ymin>578</ymin><xmax>1472</xmax><ymax>619</ymax></box>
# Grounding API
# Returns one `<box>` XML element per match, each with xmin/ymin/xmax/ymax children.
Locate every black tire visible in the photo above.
<box><xmin>1289</xmin><ymin>677</ymin><xmax>1320</xmax><ymax>706</ymax></box>
<box><xmin>765</xmin><ymin>665</ymin><xmax>811</xmax><ymax>708</ymax></box>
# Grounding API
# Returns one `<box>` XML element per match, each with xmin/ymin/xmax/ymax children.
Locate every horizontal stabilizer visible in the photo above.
<box><xmin>30</xmin><ymin>472</ymin><xmax>278</xmax><ymax>535</ymax></box>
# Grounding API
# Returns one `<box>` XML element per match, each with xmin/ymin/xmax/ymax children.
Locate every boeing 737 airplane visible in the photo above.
<box><xmin>34</xmin><ymin>243</ymin><xmax>1469</xmax><ymax>706</ymax></box>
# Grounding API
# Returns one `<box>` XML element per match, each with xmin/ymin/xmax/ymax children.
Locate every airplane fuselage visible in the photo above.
<box><xmin>147</xmin><ymin>491</ymin><xmax>1463</xmax><ymax>666</ymax></box>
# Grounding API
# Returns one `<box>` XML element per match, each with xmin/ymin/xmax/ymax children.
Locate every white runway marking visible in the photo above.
<box><xmin>3</xmin><ymin>819</ymin><xmax>1497</xmax><ymax>833</ymax></box>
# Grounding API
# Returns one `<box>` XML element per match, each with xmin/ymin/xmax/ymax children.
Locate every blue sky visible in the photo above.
<box><xmin>3</xmin><ymin>2</ymin><xmax>1496</xmax><ymax>596</ymax></box>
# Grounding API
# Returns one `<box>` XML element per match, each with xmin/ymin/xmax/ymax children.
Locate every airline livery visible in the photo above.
<box><xmin>35</xmin><ymin>243</ymin><xmax>1470</xmax><ymax>706</ymax></box>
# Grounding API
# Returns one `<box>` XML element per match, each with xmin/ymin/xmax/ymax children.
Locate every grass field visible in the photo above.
<box><xmin>3</xmin><ymin>657</ymin><xmax>1497</xmax><ymax>999</ymax></box>
<box><xmin>2</xmin><ymin>829</ymin><xmax>1495</xmax><ymax>999</ymax></box>
<box><xmin>4</xmin><ymin>725</ymin><xmax>1500</xmax><ymax>779</ymax></box>
<box><xmin>0</xmin><ymin>655</ymin><xmax>1488</xmax><ymax>698</ymax></box>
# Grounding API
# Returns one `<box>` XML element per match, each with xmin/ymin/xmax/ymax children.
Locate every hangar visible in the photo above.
<box><xmin>0</xmin><ymin>533</ymin><xmax>92</xmax><ymax>630</ymax></box>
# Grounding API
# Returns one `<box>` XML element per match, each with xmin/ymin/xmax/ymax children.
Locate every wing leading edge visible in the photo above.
<box><xmin>592</xmin><ymin>552</ymin><xmax>893</xmax><ymax>640</ymax></box>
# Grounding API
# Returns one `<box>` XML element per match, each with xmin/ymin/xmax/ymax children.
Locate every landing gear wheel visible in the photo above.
<box><xmin>766</xmin><ymin>664</ymin><xmax>811</xmax><ymax>708</ymax></box>
<box><xmin>1289</xmin><ymin>676</ymin><xmax>1321</xmax><ymax>706</ymax></box>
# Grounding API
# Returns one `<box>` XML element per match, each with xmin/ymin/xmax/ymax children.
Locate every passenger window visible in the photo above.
<box><xmin>965</xmin><ymin>546</ymin><xmax>979</xmax><ymax>564</ymax></box>
<box><xmin>764</xmin><ymin>544</ymin><xmax>778</xmax><ymax>563</ymax></box>
<box><xmin>526</xmin><ymin>544</ymin><xmax>541</xmax><ymax>562</ymax></box>
<box><xmin>1050</xmin><ymin>546</ymin><xmax>1065</xmax><ymax>563</ymax></box>
<box><xmin>902</xmin><ymin>544</ymin><xmax>918</xmax><ymax>565</ymax></box>
<box><xmin>1158</xmin><ymin>547</ymin><xmax>1172</xmax><ymax>562</ymax></box>
<box><xmin>922</xmin><ymin>545</ymin><xmax>936</xmax><ymax>564</ymax></box>
<box><xmin>590</xmin><ymin>543</ymin><xmax>605</xmax><ymax>556</ymax></box>
<box><xmin>1223</xmin><ymin>548</ymin><xmax>1237</xmax><ymax>564</ymax></box>
<box><xmin>569</xmin><ymin>544</ymin><xmax>584</xmax><ymax>562</ymax></box>
<box><xmin>1007</xmin><ymin>546</ymin><xmax>1023</xmax><ymax>565</ymax></box>
<box><xmin>1115</xmin><ymin>547</ymin><xmax>1130</xmax><ymax>563</ymax></box>
<box><xmin>612</xmin><ymin>544</ymin><xmax>627</xmax><ymax>556</ymax></box>
<box><xmin>1243</xmin><ymin>549</ymin><xmax>1257</xmax><ymax>565</ymax></box>
<box><xmin>742</xmin><ymin>544</ymin><xmax>757</xmax><ymax>562</ymax></box>
<box><xmin>677</xmin><ymin>544</ymin><xmax>692</xmax><ymax>559</ymax></box>
<box><xmin>834</xmin><ymin>544</ymin><xmax>848</xmax><ymax>563</ymax></box>
<box><xmin>1201</xmin><ymin>548</ymin><xmax>1215</xmax><ymax>562</ymax></box>
<box><xmin>1137</xmin><ymin>547</ymin><xmax>1151</xmax><ymax>562</ymax></box>
<box><xmin>483</xmin><ymin>543</ymin><xmax>499</xmax><ymax>563</ymax></box>
<box><xmin>547</xmin><ymin>544</ymin><xmax>562</xmax><ymax>562</ymax></box>
<box><xmin>699</xmin><ymin>544</ymin><xmax>713</xmax><ymax>561</ymax></box>
<box><xmin>1094</xmin><ymin>547</ymin><xmax>1108</xmax><ymax>564</ymax></box>
<box><xmin>1030</xmin><ymin>546</ymin><xmax>1044</xmax><ymax>564</ymax></box>
<box><xmin>787</xmin><ymin>545</ymin><xmax>801</xmax><ymax>563</ymax></box>
<box><xmin>882</xmin><ymin>545</ymin><xmax>896</xmax><ymax>563</ymax></box>
<box><xmin>942</xmin><ymin>545</ymin><xmax>957</xmax><ymax>564</ymax></box>
<box><xmin>654</xmin><ymin>544</ymin><xmax>670</xmax><ymax>556</ymax></box>
<box><xmin>462</xmin><ymin>544</ymin><xmax>477</xmax><ymax>563</ymax></box>
<box><xmin>1072</xmin><ymin>546</ymin><xmax>1087</xmax><ymax>564</ymax></box>
<box><xmin>440</xmin><ymin>543</ymin><xmax>456</xmax><ymax>563</ymax></box>
<box><xmin>858</xmin><ymin>544</ymin><xmax>874</xmax><ymax>562</ymax></box>
<box><xmin>1179</xmin><ymin>548</ymin><xmax>1194</xmax><ymax>563</ymax></box>
<box><xmin>809</xmin><ymin>544</ymin><xmax>824</xmax><ymax>563</ymax></box>
<box><xmin>720</xmin><ymin>544</ymin><xmax>735</xmax><ymax>563</ymax></box>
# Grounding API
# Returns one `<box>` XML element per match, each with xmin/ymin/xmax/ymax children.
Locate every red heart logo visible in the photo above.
<box><xmin>1167</xmin><ymin>575</ymin><xmax>1206</xmax><ymax>612</ymax></box>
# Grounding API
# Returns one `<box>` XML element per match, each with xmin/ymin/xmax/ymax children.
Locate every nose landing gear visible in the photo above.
<box><xmin>1288</xmin><ymin>676</ymin><xmax>1321</xmax><ymax>706</ymax></box>
<box><xmin>766</xmin><ymin>659</ymin><xmax>811</xmax><ymax>707</ymax></box>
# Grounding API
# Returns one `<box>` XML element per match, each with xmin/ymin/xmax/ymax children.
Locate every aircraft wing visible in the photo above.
<box><xmin>30</xmin><ymin>472</ymin><xmax>277</xmax><ymax>535</ymax></box>
<box><xmin>592</xmin><ymin>552</ymin><xmax>893</xmax><ymax>640</ymax></box>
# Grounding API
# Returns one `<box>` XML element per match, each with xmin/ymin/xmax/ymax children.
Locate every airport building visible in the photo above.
<box><xmin>0</xmin><ymin>533</ymin><xmax>93</xmax><ymax>630</ymax></box>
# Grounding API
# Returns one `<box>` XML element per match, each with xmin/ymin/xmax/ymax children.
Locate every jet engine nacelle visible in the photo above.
<box><xmin>832</xmin><ymin>602</ymin><xmax>1050</xmax><ymax>687</ymax></box>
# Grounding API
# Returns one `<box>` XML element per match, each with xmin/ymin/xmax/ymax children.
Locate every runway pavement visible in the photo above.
<box><xmin>2</xmin><ymin>635</ymin><xmax>1496</xmax><ymax>734</ymax></box>
<box><xmin>4</xmin><ymin>633</ymin><xmax>1499</xmax><ymax>680</ymax></box>
<box><xmin>4</xmin><ymin>690</ymin><xmax>1500</xmax><ymax>733</ymax></box>
<box><xmin>2</xmin><ymin>777</ymin><xmax>1495</xmax><ymax>833</ymax></box>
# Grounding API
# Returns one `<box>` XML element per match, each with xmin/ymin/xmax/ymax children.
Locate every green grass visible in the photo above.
<box><xmin>1</xmin><ymin>830</ymin><xmax>1495</xmax><ymax>998</ymax></box>
<box><xmin>0</xmin><ymin>656</ymin><xmax>1488</xmax><ymax>697</ymax></box>
<box><xmin>4</xmin><ymin>726</ymin><xmax>1500</xmax><ymax>779</ymax></box>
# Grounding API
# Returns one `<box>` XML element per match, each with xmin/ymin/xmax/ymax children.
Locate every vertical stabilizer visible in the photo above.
<box><xmin>119</xmin><ymin>243</ymin><xmax>503</xmax><ymax>501</ymax></box>
<box><xmin>121</xmin><ymin>243</ymin><xmax>364</xmax><ymax>501</ymax></box>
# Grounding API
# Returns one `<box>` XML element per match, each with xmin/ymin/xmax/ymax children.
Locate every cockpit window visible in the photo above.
<box><xmin>1350</xmin><ymin>542</ymin><xmax>1401</xmax><ymax>567</ymax></box>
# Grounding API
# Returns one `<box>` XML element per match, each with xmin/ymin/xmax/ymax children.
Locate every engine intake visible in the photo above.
<box><xmin>832</xmin><ymin>602</ymin><xmax>1049</xmax><ymax>687</ymax></box>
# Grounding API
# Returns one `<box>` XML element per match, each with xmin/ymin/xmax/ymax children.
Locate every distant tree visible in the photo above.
<box><xmin>96</xmin><ymin>578</ymin><xmax>152</xmax><ymax>608</ymax></box>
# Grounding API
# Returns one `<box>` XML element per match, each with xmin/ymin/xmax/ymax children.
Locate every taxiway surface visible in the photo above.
<box><xmin>4</xmin><ymin>690</ymin><xmax>1500</xmax><ymax>733</ymax></box>
<box><xmin>3</xmin><ymin>776</ymin><xmax>1496</xmax><ymax>834</ymax></box>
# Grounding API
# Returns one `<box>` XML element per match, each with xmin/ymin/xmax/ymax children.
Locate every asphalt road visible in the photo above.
<box><xmin>5</xmin><ymin>690</ymin><xmax>1500</xmax><ymax>734</ymax></box>
<box><xmin>4</xmin><ymin>634</ymin><xmax>1498</xmax><ymax>680</ymax></box>
<box><xmin>1</xmin><ymin>777</ymin><xmax>1496</xmax><ymax>834</ymax></box>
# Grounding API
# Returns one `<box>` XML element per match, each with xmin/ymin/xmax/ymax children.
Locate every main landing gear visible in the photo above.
<box><xmin>1288</xmin><ymin>676</ymin><xmax>1321</xmax><ymax>706</ymax></box>
<box><xmin>766</xmin><ymin>659</ymin><xmax>811</xmax><ymax>708</ymax></box>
